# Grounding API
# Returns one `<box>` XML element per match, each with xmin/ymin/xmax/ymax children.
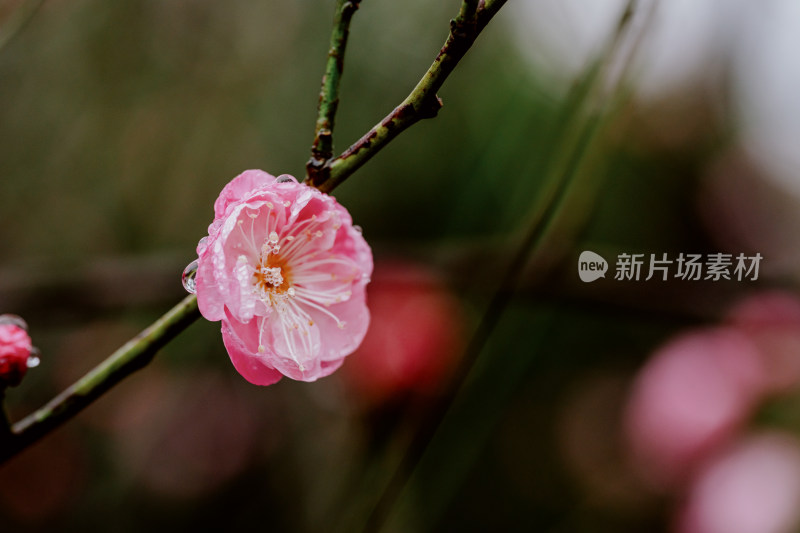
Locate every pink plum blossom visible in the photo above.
<box><xmin>0</xmin><ymin>319</ymin><xmax>33</xmax><ymax>387</ymax></box>
<box><xmin>195</xmin><ymin>170</ymin><xmax>372</xmax><ymax>385</ymax></box>
<box><xmin>677</xmin><ymin>432</ymin><xmax>800</xmax><ymax>533</ymax></box>
<box><xmin>624</xmin><ymin>328</ymin><xmax>764</xmax><ymax>490</ymax></box>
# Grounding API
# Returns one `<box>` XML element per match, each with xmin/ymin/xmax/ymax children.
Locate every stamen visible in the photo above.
<box><xmin>258</xmin><ymin>316</ymin><xmax>267</xmax><ymax>352</ymax></box>
<box><xmin>291</xmin><ymin>257</ymin><xmax>358</xmax><ymax>274</ymax></box>
<box><xmin>293</xmin><ymin>285</ymin><xmax>352</xmax><ymax>306</ymax></box>
<box><xmin>261</xmin><ymin>267</ymin><xmax>283</xmax><ymax>287</ymax></box>
<box><xmin>278</xmin><ymin>216</ymin><xmax>321</xmax><ymax>260</ymax></box>
<box><xmin>235</xmin><ymin>213</ymin><xmax>260</xmax><ymax>257</ymax></box>
<box><xmin>294</xmin><ymin>294</ymin><xmax>346</xmax><ymax>328</ymax></box>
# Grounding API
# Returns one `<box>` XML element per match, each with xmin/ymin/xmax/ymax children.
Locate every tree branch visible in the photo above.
<box><xmin>306</xmin><ymin>0</ymin><xmax>362</xmax><ymax>183</ymax></box>
<box><xmin>457</xmin><ymin>0</ymin><xmax>480</xmax><ymax>21</ymax></box>
<box><xmin>307</xmin><ymin>0</ymin><xmax>508</xmax><ymax>192</ymax></box>
<box><xmin>0</xmin><ymin>295</ymin><xmax>200</xmax><ymax>462</ymax></box>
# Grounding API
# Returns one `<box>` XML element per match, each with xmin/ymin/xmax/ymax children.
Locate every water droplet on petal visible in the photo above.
<box><xmin>276</xmin><ymin>175</ymin><xmax>297</xmax><ymax>184</ymax></box>
<box><xmin>353</xmin><ymin>225</ymin><xmax>363</xmax><ymax>235</ymax></box>
<box><xmin>182</xmin><ymin>260</ymin><xmax>199</xmax><ymax>294</ymax></box>
<box><xmin>27</xmin><ymin>346</ymin><xmax>41</xmax><ymax>368</ymax></box>
<box><xmin>198</xmin><ymin>236</ymin><xmax>208</xmax><ymax>248</ymax></box>
<box><xmin>0</xmin><ymin>314</ymin><xmax>28</xmax><ymax>331</ymax></box>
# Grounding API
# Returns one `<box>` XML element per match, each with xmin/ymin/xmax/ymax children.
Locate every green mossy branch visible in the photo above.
<box><xmin>306</xmin><ymin>0</ymin><xmax>508</xmax><ymax>192</ymax></box>
<box><xmin>0</xmin><ymin>295</ymin><xmax>200</xmax><ymax>463</ymax></box>
<box><xmin>306</xmin><ymin>0</ymin><xmax>362</xmax><ymax>182</ymax></box>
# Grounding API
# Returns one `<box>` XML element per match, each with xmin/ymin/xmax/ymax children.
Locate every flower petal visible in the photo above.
<box><xmin>307</xmin><ymin>282</ymin><xmax>371</xmax><ymax>362</ymax></box>
<box><xmin>214</xmin><ymin>169</ymin><xmax>276</xmax><ymax>220</ymax></box>
<box><xmin>221</xmin><ymin>319</ymin><xmax>282</xmax><ymax>386</ymax></box>
<box><xmin>269</xmin><ymin>307</ymin><xmax>323</xmax><ymax>381</ymax></box>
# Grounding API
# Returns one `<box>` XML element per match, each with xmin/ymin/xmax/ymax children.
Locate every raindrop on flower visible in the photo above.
<box><xmin>353</xmin><ymin>225</ymin><xmax>363</xmax><ymax>235</ymax></box>
<box><xmin>182</xmin><ymin>260</ymin><xmax>199</xmax><ymax>294</ymax></box>
<box><xmin>27</xmin><ymin>347</ymin><xmax>41</xmax><ymax>369</ymax></box>
<box><xmin>198</xmin><ymin>236</ymin><xmax>209</xmax><ymax>248</ymax></box>
<box><xmin>276</xmin><ymin>175</ymin><xmax>297</xmax><ymax>184</ymax></box>
<box><xmin>0</xmin><ymin>314</ymin><xmax>28</xmax><ymax>331</ymax></box>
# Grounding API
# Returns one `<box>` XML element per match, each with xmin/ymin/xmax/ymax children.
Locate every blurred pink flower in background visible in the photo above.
<box><xmin>0</xmin><ymin>316</ymin><xmax>33</xmax><ymax>387</ymax></box>
<box><xmin>343</xmin><ymin>261</ymin><xmax>463</xmax><ymax>406</ymax></box>
<box><xmin>625</xmin><ymin>291</ymin><xmax>800</xmax><ymax>490</ymax></box>
<box><xmin>726</xmin><ymin>290</ymin><xmax>800</xmax><ymax>394</ymax></box>
<box><xmin>195</xmin><ymin>170</ymin><xmax>372</xmax><ymax>385</ymax></box>
<box><xmin>624</xmin><ymin>328</ymin><xmax>763</xmax><ymax>490</ymax></box>
<box><xmin>677</xmin><ymin>432</ymin><xmax>800</xmax><ymax>533</ymax></box>
<box><xmin>625</xmin><ymin>290</ymin><xmax>800</xmax><ymax>531</ymax></box>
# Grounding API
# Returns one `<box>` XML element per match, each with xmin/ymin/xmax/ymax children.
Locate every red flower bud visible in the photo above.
<box><xmin>0</xmin><ymin>322</ymin><xmax>33</xmax><ymax>387</ymax></box>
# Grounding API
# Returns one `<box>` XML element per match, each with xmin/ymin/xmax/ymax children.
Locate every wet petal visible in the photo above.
<box><xmin>195</xmin><ymin>170</ymin><xmax>372</xmax><ymax>386</ymax></box>
<box><xmin>221</xmin><ymin>319</ymin><xmax>282</xmax><ymax>386</ymax></box>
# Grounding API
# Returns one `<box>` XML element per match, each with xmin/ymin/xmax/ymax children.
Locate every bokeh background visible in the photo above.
<box><xmin>3</xmin><ymin>0</ymin><xmax>800</xmax><ymax>531</ymax></box>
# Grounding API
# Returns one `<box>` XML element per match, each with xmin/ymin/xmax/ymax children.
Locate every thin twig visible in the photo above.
<box><xmin>0</xmin><ymin>295</ymin><xmax>200</xmax><ymax>462</ymax></box>
<box><xmin>306</xmin><ymin>0</ymin><xmax>363</xmax><ymax>183</ymax></box>
<box><xmin>307</xmin><ymin>0</ymin><xmax>508</xmax><ymax>192</ymax></box>
<box><xmin>457</xmin><ymin>0</ymin><xmax>479</xmax><ymax>21</ymax></box>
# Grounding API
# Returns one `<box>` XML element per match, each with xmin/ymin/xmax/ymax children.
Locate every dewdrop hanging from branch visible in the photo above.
<box><xmin>185</xmin><ymin>170</ymin><xmax>373</xmax><ymax>385</ymax></box>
